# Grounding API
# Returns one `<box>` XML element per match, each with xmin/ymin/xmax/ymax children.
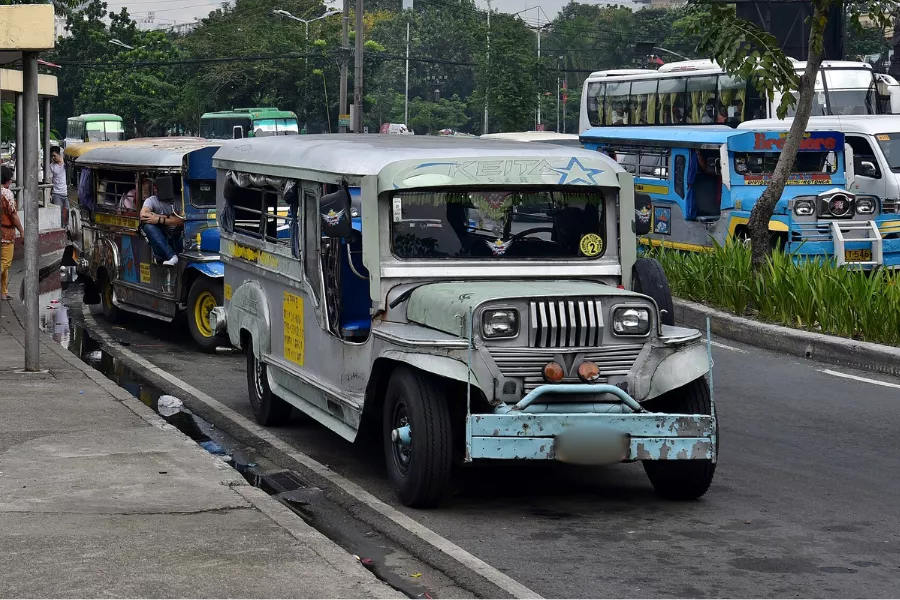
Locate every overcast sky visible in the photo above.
<box><xmin>111</xmin><ymin>0</ymin><xmax>633</xmax><ymax>30</ymax></box>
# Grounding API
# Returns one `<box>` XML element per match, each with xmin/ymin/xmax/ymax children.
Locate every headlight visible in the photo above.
<box><xmin>793</xmin><ymin>197</ymin><xmax>816</xmax><ymax>216</ymax></box>
<box><xmin>612</xmin><ymin>307</ymin><xmax>650</xmax><ymax>336</ymax></box>
<box><xmin>856</xmin><ymin>196</ymin><xmax>876</xmax><ymax>215</ymax></box>
<box><xmin>482</xmin><ymin>309</ymin><xmax>519</xmax><ymax>338</ymax></box>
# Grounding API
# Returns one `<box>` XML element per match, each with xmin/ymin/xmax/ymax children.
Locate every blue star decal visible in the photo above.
<box><xmin>553</xmin><ymin>157</ymin><xmax>604</xmax><ymax>185</ymax></box>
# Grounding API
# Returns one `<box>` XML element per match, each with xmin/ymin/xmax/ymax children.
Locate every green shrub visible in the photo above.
<box><xmin>650</xmin><ymin>243</ymin><xmax>900</xmax><ymax>346</ymax></box>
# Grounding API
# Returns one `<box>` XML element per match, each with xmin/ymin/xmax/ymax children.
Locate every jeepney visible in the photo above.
<box><xmin>63</xmin><ymin>139</ymin><xmax>226</xmax><ymax>350</ymax></box>
<box><xmin>581</xmin><ymin>126</ymin><xmax>900</xmax><ymax>268</ymax></box>
<box><xmin>212</xmin><ymin>135</ymin><xmax>718</xmax><ymax>508</ymax></box>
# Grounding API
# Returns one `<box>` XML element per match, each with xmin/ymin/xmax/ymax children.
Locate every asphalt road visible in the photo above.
<box><xmin>61</xmin><ymin>287</ymin><xmax>900</xmax><ymax>598</ymax></box>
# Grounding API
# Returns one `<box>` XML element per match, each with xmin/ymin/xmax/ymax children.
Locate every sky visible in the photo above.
<box><xmin>110</xmin><ymin>0</ymin><xmax>641</xmax><ymax>31</ymax></box>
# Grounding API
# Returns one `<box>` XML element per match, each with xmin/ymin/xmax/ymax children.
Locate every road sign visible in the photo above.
<box><xmin>339</xmin><ymin>114</ymin><xmax>351</xmax><ymax>127</ymax></box>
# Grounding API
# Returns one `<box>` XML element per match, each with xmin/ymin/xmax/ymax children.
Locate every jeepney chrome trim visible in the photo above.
<box><xmin>372</xmin><ymin>328</ymin><xmax>470</xmax><ymax>349</ymax></box>
<box><xmin>380</xmin><ymin>263</ymin><xmax>622</xmax><ymax>279</ymax></box>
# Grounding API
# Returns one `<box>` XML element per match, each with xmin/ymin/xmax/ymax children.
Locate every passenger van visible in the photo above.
<box><xmin>63</xmin><ymin>139</ymin><xmax>226</xmax><ymax>350</ymax></box>
<box><xmin>212</xmin><ymin>135</ymin><xmax>718</xmax><ymax>507</ymax></box>
<box><xmin>580</xmin><ymin>126</ymin><xmax>899</xmax><ymax>268</ymax></box>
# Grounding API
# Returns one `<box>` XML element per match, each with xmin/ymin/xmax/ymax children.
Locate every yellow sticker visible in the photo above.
<box><xmin>283</xmin><ymin>292</ymin><xmax>305</xmax><ymax>366</ymax></box>
<box><xmin>139</xmin><ymin>263</ymin><xmax>151</xmax><ymax>283</ymax></box>
<box><xmin>877</xmin><ymin>134</ymin><xmax>890</xmax><ymax>141</ymax></box>
<box><xmin>579</xmin><ymin>233</ymin><xmax>604</xmax><ymax>257</ymax></box>
<box><xmin>224</xmin><ymin>283</ymin><xmax>232</xmax><ymax>301</ymax></box>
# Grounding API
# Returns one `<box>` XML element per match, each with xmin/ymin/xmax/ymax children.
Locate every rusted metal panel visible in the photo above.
<box><xmin>470</xmin><ymin>413</ymin><xmax>715</xmax><ymax>439</ymax></box>
<box><xmin>469</xmin><ymin>435</ymin><xmax>714</xmax><ymax>462</ymax></box>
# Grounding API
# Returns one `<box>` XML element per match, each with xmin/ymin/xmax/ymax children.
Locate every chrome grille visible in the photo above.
<box><xmin>490</xmin><ymin>345</ymin><xmax>644</xmax><ymax>393</ymax></box>
<box><xmin>882</xmin><ymin>199</ymin><xmax>900</xmax><ymax>214</ymax></box>
<box><xmin>529</xmin><ymin>299</ymin><xmax>603</xmax><ymax>348</ymax></box>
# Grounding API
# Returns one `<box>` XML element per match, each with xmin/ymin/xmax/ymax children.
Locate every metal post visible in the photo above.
<box><xmin>483</xmin><ymin>0</ymin><xmax>490</xmax><ymax>134</ymax></box>
<box><xmin>15</xmin><ymin>93</ymin><xmax>23</xmax><ymax>194</ymax></box>
<box><xmin>43</xmin><ymin>99</ymin><xmax>50</xmax><ymax>194</ymax></box>
<box><xmin>305</xmin><ymin>21</ymin><xmax>309</xmax><ymax>133</ymax></box>
<box><xmin>353</xmin><ymin>0</ymin><xmax>364</xmax><ymax>133</ymax></box>
<box><xmin>404</xmin><ymin>21</ymin><xmax>410</xmax><ymax>127</ymax></box>
<box><xmin>556</xmin><ymin>63</ymin><xmax>560</xmax><ymax>134</ymax></box>
<box><xmin>339</xmin><ymin>0</ymin><xmax>349</xmax><ymax>133</ymax></box>
<box><xmin>23</xmin><ymin>53</ymin><xmax>40</xmax><ymax>371</ymax></box>
<box><xmin>536</xmin><ymin>20</ymin><xmax>541</xmax><ymax>129</ymax></box>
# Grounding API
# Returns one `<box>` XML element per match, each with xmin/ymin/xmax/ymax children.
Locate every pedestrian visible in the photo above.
<box><xmin>1</xmin><ymin>165</ymin><xmax>25</xmax><ymax>300</ymax></box>
<box><xmin>49</xmin><ymin>145</ymin><xmax>68</xmax><ymax>228</ymax></box>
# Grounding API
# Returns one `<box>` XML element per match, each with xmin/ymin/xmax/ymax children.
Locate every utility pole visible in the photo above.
<box><xmin>404</xmin><ymin>21</ymin><xmax>410</xmax><ymax>127</ymax></box>
<box><xmin>536</xmin><ymin>16</ymin><xmax>541</xmax><ymax>129</ymax></box>
<box><xmin>556</xmin><ymin>56</ymin><xmax>561</xmax><ymax>133</ymax></box>
<box><xmin>353</xmin><ymin>0</ymin><xmax>364</xmax><ymax>133</ymax></box>
<box><xmin>339</xmin><ymin>0</ymin><xmax>350</xmax><ymax>133</ymax></box>
<box><xmin>22</xmin><ymin>53</ymin><xmax>40</xmax><ymax>371</ymax></box>
<box><xmin>483</xmin><ymin>0</ymin><xmax>491</xmax><ymax>134</ymax></box>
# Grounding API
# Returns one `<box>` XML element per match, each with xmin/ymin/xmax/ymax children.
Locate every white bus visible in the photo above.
<box><xmin>579</xmin><ymin>59</ymin><xmax>900</xmax><ymax>133</ymax></box>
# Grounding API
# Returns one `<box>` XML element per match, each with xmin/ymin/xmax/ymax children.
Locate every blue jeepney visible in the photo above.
<box><xmin>580</xmin><ymin>127</ymin><xmax>900</xmax><ymax>268</ymax></box>
<box><xmin>64</xmin><ymin>139</ymin><xmax>226</xmax><ymax>350</ymax></box>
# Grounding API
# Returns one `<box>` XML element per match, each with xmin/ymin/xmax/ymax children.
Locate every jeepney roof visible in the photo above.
<box><xmin>212</xmin><ymin>134</ymin><xmax>623</xmax><ymax>183</ymax></box>
<box><xmin>480</xmin><ymin>131</ymin><xmax>581</xmax><ymax>143</ymax></box>
<box><xmin>63</xmin><ymin>140</ymin><xmax>130</xmax><ymax>159</ymax></box>
<box><xmin>580</xmin><ymin>126</ymin><xmax>739</xmax><ymax>148</ymax></box>
<box><xmin>74</xmin><ymin>138</ymin><xmax>222</xmax><ymax>168</ymax></box>
<box><xmin>739</xmin><ymin>115</ymin><xmax>900</xmax><ymax>135</ymax></box>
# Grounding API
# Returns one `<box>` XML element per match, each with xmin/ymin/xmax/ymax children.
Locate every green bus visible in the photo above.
<box><xmin>64</xmin><ymin>114</ymin><xmax>125</xmax><ymax>147</ymax></box>
<box><xmin>199</xmin><ymin>108</ymin><xmax>300</xmax><ymax>140</ymax></box>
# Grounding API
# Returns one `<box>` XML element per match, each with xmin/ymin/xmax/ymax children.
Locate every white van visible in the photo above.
<box><xmin>740</xmin><ymin>115</ymin><xmax>900</xmax><ymax>216</ymax></box>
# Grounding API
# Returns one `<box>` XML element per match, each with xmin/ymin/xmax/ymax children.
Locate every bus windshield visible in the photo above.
<box><xmin>390</xmin><ymin>189</ymin><xmax>606</xmax><ymax>260</ymax></box>
<box><xmin>875</xmin><ymin>133</ymin><xmax>900</xmax><ymax>172</ymax></box>
<box><xmin>86</xmin><ymin>121</ymin><xmax>125</xmax><ymax>142</ymax></box>
<box><xmin>252</xmin><ymin>118</ymin><xmax>300</xmax><ymax>136</ymax></box>
<box><xmin>733</xmin><ymin>151</ymin><xmax>836</xmax><ymax>175</ymax></box>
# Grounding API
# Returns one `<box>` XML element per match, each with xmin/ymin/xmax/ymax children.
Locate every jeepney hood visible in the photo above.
<box><xmin>406</xmin><ymin>280</ymin><xmax>640</xmax><ymax>337</ymax></box>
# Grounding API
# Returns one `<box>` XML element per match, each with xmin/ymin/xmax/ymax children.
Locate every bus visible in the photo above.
<box><xmin>64</xmin><ymin>114</ymin><xmax>125</xmax><ymax>147</ymax></box>
<box><xmin>199</xmin><ymin>108</ymin><xmax>299</xmax><ymax>140</ymax></box>
<box><xmin>578</xmin><ymin>60</ymin><xmax>900</xmax><ymax>133</ymax></box>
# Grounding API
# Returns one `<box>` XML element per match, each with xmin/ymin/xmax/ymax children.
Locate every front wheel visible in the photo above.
<box><xmin>98</xmin><ymin>270</ymin><xmax>119</xmax><ymax>322</ymax></box>
<box><xmin>383</xmin><ymin>366</ymin><xmax>453</xmax><ymax>508</ymax></box>
<box><xmin>642</xmin><ymin>377</ymin><xmax>717</xmax><ymax>500</ymax></box>
<box><xmin>246</xmin><ymin>343</ymin><xmax>292</xmax><ymax>426</ymax></box>
<box><xmin>187</xmin><ymin>277</ymin><xmax>223</xmax><ymax>352</ymax></box>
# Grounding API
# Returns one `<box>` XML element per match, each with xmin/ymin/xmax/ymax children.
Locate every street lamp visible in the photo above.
<box><xmin>273</xmin><ymin>8</ymin><xmax>340</xmax><ymax>133</ymax></box>
<box><xmin>109</xmin><ymin>39</ymin><xmax>135</xmax><ymax>50</ymax></box>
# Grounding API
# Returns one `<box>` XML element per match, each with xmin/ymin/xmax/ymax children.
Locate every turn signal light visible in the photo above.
<box><xmin>543</xmin><ymin>361</ymin><xmax>564</xmax><ymax>383</ymax></box>
<box><xmin>577</xmin><ymin>361</ymin><xmax>600</xmax><ymax>382</ymax></box>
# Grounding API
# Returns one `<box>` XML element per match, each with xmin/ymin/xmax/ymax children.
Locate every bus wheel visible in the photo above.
<box><xmin>642</xmin><ymin>377</ymin><xmax>717</xmax><ymax>500</ymax></box>
<box><xmin>632</xmin><ymin>257</ymin><xmax>674</xmax><ymax>326</ymax></box>
<box><xmin>187</xmin><ymin>277</ymin><xmax>223</xmax><ymax>353</ymax></box>
<box><xmin>383</xmin><ymin>366</ymin><xmax>452</xmax><ymax>508</ymax></box>
<box><xmin>98</xmin><ymin>270</ymin><xmax>119</xmax><ymax>322</ymax></box>
<box><xmin>245</xmin><ymin>342</ymin><xmax>292</xmax><ymax>426</ymax></box>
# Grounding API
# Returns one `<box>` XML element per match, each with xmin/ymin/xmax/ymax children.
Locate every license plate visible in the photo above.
<box><xmin>845</xmin><ymin>249</ymin><xmax>872</xmax><ymax>262</ymax></box>
<box><xmin>555</xmin><ymin>425</ymin><xmax>629</xmax><ymax>465</ymax></box>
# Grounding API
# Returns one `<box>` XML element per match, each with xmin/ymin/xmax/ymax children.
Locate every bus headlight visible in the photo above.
<box><xmin>856</xmin><ymin>196</ymin><xmax>876</xmax><ymax>215</ymax></box>
<box><xmin>793</xmin><ymin>197</ymin><xmax>816</xmax><ymax>216</ymax></box>
<box><xmin>613</xmin><ymin>307</ymin><xmax>650</xmax><ymax>336</ymax></box>
<box><xmin>482</xmin><ymin>309</ymin><xmax>519</xmax><ymax>338</ymax></box>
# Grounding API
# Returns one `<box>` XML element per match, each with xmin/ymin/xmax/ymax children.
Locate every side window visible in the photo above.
<box><xmin>614</xmin><ymin>150</ymin><xmax>638</xmax><ymax>174</ymax></box>
<box><xmin>97</xmin><ymin>170</ymin><xmax>137</xmax><ymax>211</ymax></box>
<box><xmin>630</xmin><ymin>80</ymin><xmax>657</xmax><ymax>125</ymax></box>
<box><xmin>674</xmin><ymin>154</ymin><xmax>686</xmax><ymax>198</ymax></box>
<box><xmin>686</xmin><ymin>76</ymin><xmax>718</xmax><ymax>124</ymax></box>
<box><xmin>189</xmin><ymin>181</ymin><xmax>216</xmax><ymax>209</ymax></box>
<box><xmin>587</xmin><ymin>82</ymin><xmax>604</xmax><ymax>127</ymax></box>
<box><xmin>638</xmin><ymin>149</ymin><xmax>670</xmax><ymax>179</ymax></box>
<box><xmin>605</xmin><ymin>81</ymin><xmax>630</xmax><ymax>125</ymax></box>
<box><xmin>262</xmin><ymin>190</ymin><xmax>291</xmax><ymax>245</ymax></box>
<box><xmin>847</xmin><ymin>136</ymin><xmax>881</xmax><ymax>179</ymax></box>
<box><xmin>658</xmin><ymin>78</ymin><xmax>687</xmax><ymax>124</ymax></box>
<box><xmin>227</xmin><ymin>182</ymin><xmax>264</xmax><ymax>238</ymax></box>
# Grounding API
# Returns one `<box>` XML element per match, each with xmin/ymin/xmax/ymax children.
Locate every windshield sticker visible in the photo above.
<box><xmin>553</xmin><ymin>157</ymin><xmax>604</xmax><ymax>185</ymax></box>
<box><xmin>394</xmin><ymin>157</ymin><xmax>609</xmax><ymax>187</ymax></box>
<box><xmin>322</xmin><ymin>208</ymin><xmax>345</xmax><ymax>226</ymax></box>
<box><xmin>393</xmin><ymin>196</ymin><xmax>402</xmax><ymax>222</ymax></box>
<box><xmin>743</xmin><ymin>173</ymin><xmax>832</xmax><ymax>185</ymax></box>
<box><xmin>579</xmin><ymin>233</ymin><xmax>604</xmax><ymax>257</ymax></box>
<box><xmin>878</xmin><ymin>134</ymin><xmax>890</xmax><ymax>141</ymax></box>
<box><xmin>486</xmin><ymin>238</ymin><xmax>513</xmax><ymax>256</ymax></box>
<box><xmin>636</xmin><ymin>205</ymin><xmax>651</xmax><ymax>226</ymax></box>
<box><xmin>653</xmin><ymin>206</ymin><xmax>671</xmax><ymax>236</ymax></box>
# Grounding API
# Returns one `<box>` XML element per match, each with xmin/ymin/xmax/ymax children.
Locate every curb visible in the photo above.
<box><xmin>674</xmin><ymin>298</ymin><xmax>900</xmax><ymax>378</ymax></box>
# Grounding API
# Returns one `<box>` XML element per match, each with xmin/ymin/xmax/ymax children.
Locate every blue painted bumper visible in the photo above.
<box><xmin>184</xmin><ymin>259</ymin><xmax>224</xmax><ymax>278</ymax></box>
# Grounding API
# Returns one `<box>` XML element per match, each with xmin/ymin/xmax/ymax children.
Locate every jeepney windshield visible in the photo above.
<box><xmin>733</xmin><ymin>151</ymin><xmax>836</xmax><ymax>175</ymax></box>
<box><xmin>390</xmin><ymin>189</ymin><xmax>606</xmax><ymax>260</ymax></box>
<box><xmin>874</xmin><ymin>133</ymin><xmax>900</xmax><ymax>172</ymax></box>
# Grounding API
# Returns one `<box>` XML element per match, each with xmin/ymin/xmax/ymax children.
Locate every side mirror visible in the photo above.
<box><xmin>155</xmin><ymin>175</ymin><xmax>175</xmax><ymax>202</ymax></box>
<box><xmin>320</xmin><ymin>183</ymin><xmax>353</xmax><ymax>239</ymax></box>
<box><xmin>860</xmin><ymin>160</ymin><xmax>878</xmax><ymax>178</ymax></box>
<box><xmin>634</xmin><ymin>192</ymin><xmax>652</xmax><ymax>236</ymax></box>
<box><xmin>233</xmin><ymin>125</ymin><xmax>244</xmax><ymax>139</ymax></box>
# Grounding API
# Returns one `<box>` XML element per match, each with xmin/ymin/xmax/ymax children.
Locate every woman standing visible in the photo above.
<box><xmin>1</xmin><ymin>166</ymin><xmax>25</xmax><ymax>300</ymax></box>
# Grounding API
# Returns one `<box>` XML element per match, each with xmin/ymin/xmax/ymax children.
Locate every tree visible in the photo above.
<box><xmin>686</xmin><ymin>0</ymin><xmax>897</xmax><ymax>270</ymax></box>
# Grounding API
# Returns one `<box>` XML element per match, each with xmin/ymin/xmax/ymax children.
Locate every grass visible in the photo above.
<box><xmin>649</xmin><ymin>241</ymin><xmax>900</xmax><ymax>347</ymax></box>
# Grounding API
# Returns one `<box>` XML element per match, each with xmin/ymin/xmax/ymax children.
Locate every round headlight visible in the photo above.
<box><xmin>482</xmin><ymin>309</ymin><xmax>519</xmax><ymax>338</ymax></box>
<box><xmin>793</xmin><ymin>198</ymin><xmax>816</xmax><ymax>216</ymax></box>
<box><xmin>827</xmin><ymin>194</ymin><xmax>852</xmax><ymax>217</ymax></box>
<box><xmin>856</xmin><ymin>197</ymin><xmax>876</xmax><ymax>215</ymax></box>
<box><xmin>613</xmin><ymin>307</ymin><xmax>650</xmax><ymax>336</ymax></box>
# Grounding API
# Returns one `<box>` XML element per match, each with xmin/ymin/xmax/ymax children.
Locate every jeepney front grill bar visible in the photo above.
<box><xmin>529</xmin><ymin>299</ymin><xmax>603</xmax><ymax>348</ymax></box>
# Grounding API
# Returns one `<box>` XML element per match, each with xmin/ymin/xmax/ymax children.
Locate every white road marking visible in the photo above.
<box><xmin>82</xmin><ymin>307</ymin><xmax>543</xmax><ymax>600</ymax></box>
<box><xmin>819</xmin><ymin>368</ymin><xmax>900</xmax><ymax>390</ymax></box>
<box><xmin>710</xmin><ymin>340</ymin><xmax>747</xmax><ymax>353</ymax></box>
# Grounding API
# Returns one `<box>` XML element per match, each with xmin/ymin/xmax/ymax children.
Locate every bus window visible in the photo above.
<box><xmin>630</xmin><ymin>80</ymin><xmax>657</xmax><ymax>125</ymax></box>
<box><xmin>687</xmin><ymin>76</ymin><xmax>717</xmax><ymax>124</ymax></box>
<box><xmin>605</xmin><ymin>81</ymin><xmax>630</xmax><ymax>125</ymax></box>
<box><xmin>658</xmin><ymin>78</ymin><xmax>687</xmax><ymax>124</ymax></box>
<box><xmin>824</xmin><ymin>69</ymin><xmax>878</xmax><ymax>115</ymax></box>
<box><xmin>586</xmin><ymin>82</ymin><xmax>605</xmax><ymax>127</ymax></box>
<box><xmin>639</xmin><ymin>150</ymin><xmax>670</xmax><ymax>179</ymax></box>
<box><xmin>718</xmin><ymin>75</ymin><xmax>748</xmax><ymax>124</ymax></box>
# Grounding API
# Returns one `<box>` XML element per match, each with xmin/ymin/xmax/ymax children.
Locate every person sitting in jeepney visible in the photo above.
<box><xmin>140</xmin><ymin>180</ymin><xmax>184</xmax><ymax>267</ymax></box>
<box><xmin>122</xmin><ymin>177</ymin><xmax>150</xmax><ymax>211</ymax></box>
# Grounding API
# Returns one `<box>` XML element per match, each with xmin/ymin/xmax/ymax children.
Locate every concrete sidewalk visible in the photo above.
<box><xmin>0</xmin><ymin>268</ymin><xmax>395</xmax><ymax>598</ymax></box>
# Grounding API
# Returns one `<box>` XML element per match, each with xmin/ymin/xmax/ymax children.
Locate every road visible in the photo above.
<box><xmin>60</xmin><ymin>287</ymin><xmax>900</xmax><ymax>598</ymax></box>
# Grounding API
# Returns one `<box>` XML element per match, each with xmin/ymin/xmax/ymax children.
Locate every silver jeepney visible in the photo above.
<box><xmin>213</xmin><ymin>135</ymin><xmax>717</xmax><ymax>508</ymax></box>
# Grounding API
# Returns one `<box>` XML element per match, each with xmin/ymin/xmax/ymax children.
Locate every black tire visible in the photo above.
<box><xmin>642</xmin><ymin>377</ymin><xmax>717</xmax><ymax>500</ymax></box>
<box><xmin>246</xmin><ymin>343</ymin><xmax>292</xmax><ymax>426</ymax></box>
<box><xmin>98</xmin><ymin>270</ymin><xmax>119</xmax><ymax>322</ymax></box>
<box><xmin>632</xmin><ymin>257</ymin><xmax>674</xmax><ymax>326</ymax></box>
<box><xmin>187</xmin><ymin>277</ymin><xmax>223</xmax><ymax>353</ymax></box>
<box><xmin>383</xmin><ymin>366</ymin><xmax>453</xmax><ymax>508</ymax></box>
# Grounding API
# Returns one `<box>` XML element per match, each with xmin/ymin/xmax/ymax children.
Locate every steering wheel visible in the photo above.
<box><xmin>511</xmin><ymin>227</ymin><xmax>554</xmax><ymax>241</ymax></box>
